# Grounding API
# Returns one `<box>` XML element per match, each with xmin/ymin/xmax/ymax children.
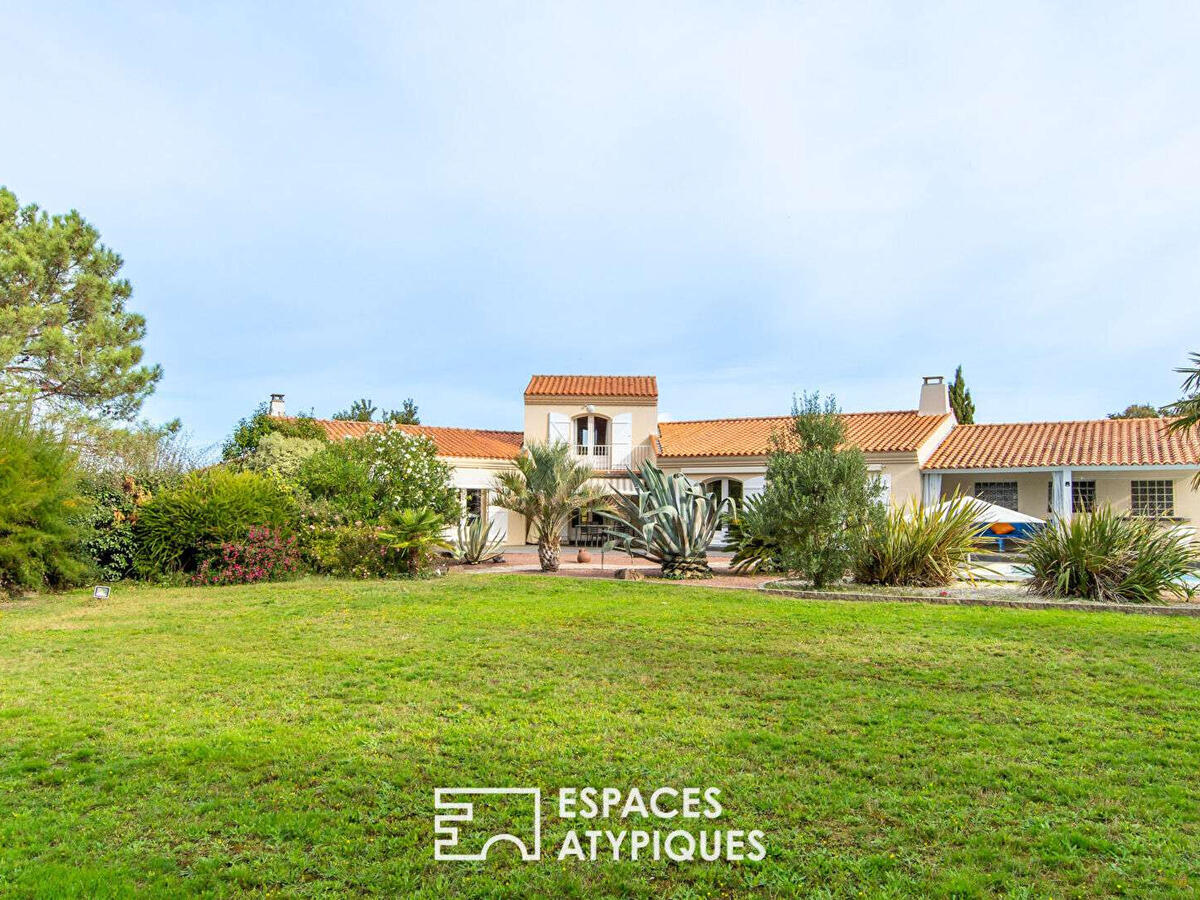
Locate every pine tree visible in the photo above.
<box><xmin>0</xmin><ymin>187</ymin><xmax>161</xmax><ymax>419</ymax></box>
<box><xmin>1107</xmin><ymin>403</ymin><xmax>1160</xmax><ymax>419</ymax></box>
<box><xmin>948</xmin><ymin>365</ymin><xmax>975</xmax><ymax>424</ymax></box>
<box><xmin>384</xmin><ymin>398</ymin><xmax>420</xmax><ymax>424</ymax></box>
<box><xmin>333</xmin><ymin>398</ymin><xmax>377</xmax><ymax>422</ymax></box>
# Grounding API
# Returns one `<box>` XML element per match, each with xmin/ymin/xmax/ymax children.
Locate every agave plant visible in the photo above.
<box><xmin>853</xmin><ymin>494</ymin><xmax>988</xmax><ymax>587</ymax></box>
<box><xmin>1022</xmin><ymin>505</ymin><xmax>1196</xmax><ymax>603</ymax></box>
<box><xmin>600</xmin><ymin>461</ymin><xmax>730</xmax><ymax>579</ymax></box>
<box><xmin>379</xmin><ymin>508</ymin><xmax>451</xmax><ymax>575</ymax></box>
<box><xmin>453</xmin><ymin>514</ymin><xmax>505</xmax><ymax>564</ymax></box>
<box><xmin>725</xmin><ymin>493</ymin><xmax>784</xmax><ymax>575</ymax></box>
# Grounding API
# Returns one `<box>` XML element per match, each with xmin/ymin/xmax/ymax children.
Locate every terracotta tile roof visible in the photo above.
<box><xmin>656</xmin><ymin>411</ymin><xmax>952</xmax><ymax>458</ymax></box>
<box><xmin>525</xmin><ymin>375</ymin><xmax>657</xmax><ymax>399</ymax></box>
<box><xmin>924</xmin><ymin>418</ymin><xmax>1200</xmax><ymax>470</ymax></box>
<box><xmin>304</xmin><ymin>419</ymin><xmax>523</xmax><ymax>460</ymax></box>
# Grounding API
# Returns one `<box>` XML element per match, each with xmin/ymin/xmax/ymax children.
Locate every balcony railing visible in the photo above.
<box><xmin>570</xmin><ymin>444</ymin><xmax>654</xmax><ymax>471</ymax></box>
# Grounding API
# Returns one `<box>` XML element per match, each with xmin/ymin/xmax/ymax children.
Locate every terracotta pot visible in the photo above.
<box><xmin>576</xmin><ymin>549</ymin><xmax>592</xmax><ymax>564</ymax></box>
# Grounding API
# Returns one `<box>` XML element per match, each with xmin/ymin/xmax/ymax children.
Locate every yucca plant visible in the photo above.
<box><xmin>599</xmin><ymin>461</ymin><xmax>730</xmax><ymax>579</ymax></box>
<box><xmin>854</xmin><ymin>494</ymin><xmax>988</xmax><ymax>587</ymax></box>
<box><xmin>490</xmin><ymin>441</ymin><xmax>609</xmax><ymax>571</ymax></box>
<box><xmin>453</xmin><ymin>514</ymin><xmax>505</xmax><ymax>564</ymax></box>
<box><xmin>379</xmin><ymin>508</ymin><xmax>451</xmax><ymax>576</ymax></box>
<box><xmin>724</xmin><ymin>493</ymin><xmax>784</xmax><ymax>574</ymax></box>
<box><xmin>1022</xmin><ymin>505</ymin><xmax>1196</xmax><ymax>603</ymax></box>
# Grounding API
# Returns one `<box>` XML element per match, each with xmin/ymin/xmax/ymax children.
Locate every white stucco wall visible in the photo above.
<box><xmin>523</xmin><ymin>399</ymin><xmax>657</xmax><ymax>461</ymax></box>
<box><xmin>660</xmin><ymin>451</ymin><xmax>925</xmax><ymax>508</ymax></box>
<box><xmin>445</xmin><ymin>459</ymin><xmax>525</xmax><ymax>544</ymax></box>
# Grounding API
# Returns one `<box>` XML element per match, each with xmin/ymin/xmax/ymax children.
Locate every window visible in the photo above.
<box><xmin>1131</xmin><ymin>480</ymin><xmax>1174</xmax><ymax>517</ymax></box>
<box><xmin>974</xmin><ymin>481</ymin><xmax>1018</xmax><ymax>510</ymax></box>
<box><xmin>1072</xmin><ymin>480</ymin><xmax>1096</xmax><ymax>513</ymax></box>
<box><xmin>1046</xmin><ymin>479</ymin><xmax>1096</xmax><ymax>513</ymax></box>
<box><xmin>462</xmin><ymin>488</ymin><xmax>483</xmax><ymax>518</ymax></box>
<box><xmin>573</xmin><ymin>414</ymin><xmax>609</xmax><ymax>455</ymax></box>
<box><xmin>703</xmin><ymin>478</ymin><xmax>744</xmax><ymax>510</ymax></box>
<box><xmin>871</xmin><ymin>472</ymin><xmax>892</xmax><ymax>504</ymax></box>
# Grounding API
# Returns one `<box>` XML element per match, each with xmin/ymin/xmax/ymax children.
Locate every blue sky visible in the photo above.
<box><xmin>5</xmin><ymin>2</ymin><xmax>1200</xmax><ymax>451</ymax></box>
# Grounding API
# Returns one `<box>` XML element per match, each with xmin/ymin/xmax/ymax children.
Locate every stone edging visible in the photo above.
<box><xmin>758</xmin><ymin>582</ymin><xmax>1200</xmax><ymax>617</ymax></box>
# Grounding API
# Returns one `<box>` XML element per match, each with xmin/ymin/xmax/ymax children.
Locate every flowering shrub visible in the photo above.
<box><xmin>76</xmin><ymin>472</ymin><xmax>183</xmax><ymax>581</ymax></box>
<box><xmin>241</xmin><ymin>432</ymin><xmax>325</xmax><ymax>478</ymax></box>
<box><xmin>135</xmin><ymin>469</ymin><xmax>295</xmax><ymax>574</ymax></box>
<box><xmin>222</xmin><ymin>402</ymin><xmax>327</xmax><ymax>461</ymax></box>
<box><xmin>190</xmin><ymin>527</ymin><xmax>301</xmax><ymax>586</ymax></box>
<box><xmin>328</xmin><ymin>524</ymin><xmax>406</xmax><ymax>578</ymax></box>
<box><xmin>303</xmin><ymin>522</ymin><xmax>418</xmax><ymax>578</ymax></box>
<box><xmin>295</xmin><ymin>498</ymin><xmax>448</xmax><ymax>578</ymax></box>
<box><xmin>297</xmin><ymin>428</ymin><xmax>459</xmax><ymax>523</ymax></box>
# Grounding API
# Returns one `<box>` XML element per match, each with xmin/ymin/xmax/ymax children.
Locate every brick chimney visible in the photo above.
<box><xmin>269</xmin><ymin>393</ymin><xmax>286</xmax><ymax>417</ymax></box>
<box><xmin>918</xmin><ymin>376</ymin><xmax>950</xmax><ymax>416</ymax></box>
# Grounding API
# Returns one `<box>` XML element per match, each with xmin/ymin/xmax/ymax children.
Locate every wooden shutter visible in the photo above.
<box><xmin>486</xmin><ymin>492</ymin><xmax>508</xmax><ymax>542</ymax></box>
<box><xmin>548</xmin><ymin>412</ymin><xmax>570</xmax><ymax>445</ymax></box>
<box><xmin>611</xmin><ymin>413</ymin><xmax>633</xmax><ymax>468</ymax></box>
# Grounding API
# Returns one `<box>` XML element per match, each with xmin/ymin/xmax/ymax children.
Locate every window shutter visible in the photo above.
<box><xmin>548</xmin><ymin>412</ymin><xmax>569</xmax><ymax>445</ymax></box>
<box><xmin>612</xmin><ymin>413</ymin><xmax>633</xmax><ymax>468</ymax></box>
<box><xmin>743</xmin><ymin>475</ymin><xmax>766</xmax><ymax>497</ymax></box>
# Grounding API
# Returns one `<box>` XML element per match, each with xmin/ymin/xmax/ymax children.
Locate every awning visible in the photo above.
<box><xmin>943</xmin><ymin>498</ymin><xmax>1044</xmax><ymax>524</ymax></box>
<box><xmin>596</xmin><ymin>477</ymin><xmax>637</xmax><ymax>495</ymax></box>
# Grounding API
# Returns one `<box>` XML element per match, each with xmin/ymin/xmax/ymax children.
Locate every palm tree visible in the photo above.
<box><xmin>379</xmin><ymin>508</ymin><xmax>451</xmax><ymax>575</ymax></box>
<box><xmin>1166</xmin><ymin>352</ymin><xmax>1200</xmax><ymax>430</ymax></box>
<box><xmin>1166</xmin><ymin>351</ymin><xmax>1200</xmax><ymax>487</ymax></box>
<box><xmin>490</xmin><ymin>441</ymin><xmax>610</xmax><ymax>571</ymax></box>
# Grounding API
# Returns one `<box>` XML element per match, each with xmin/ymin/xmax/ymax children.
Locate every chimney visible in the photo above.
<box><xmin>269</xmin><ymin>393</ymin><xmax>286</xmax><ymax>417</ymax></box>
<box><xmin>918</xmin><ymin>376</ymin><xmax>950</xmax><ymax>416</ymax></box>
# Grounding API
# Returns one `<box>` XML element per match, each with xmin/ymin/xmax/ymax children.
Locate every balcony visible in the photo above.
<box><xmin>570</xmin><ymin>444</ymin><xmax>654</xmax><ymax>471</ymax></box>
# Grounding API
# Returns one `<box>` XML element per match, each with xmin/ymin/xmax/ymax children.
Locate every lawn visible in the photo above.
<box><xmin>0</xmin><ymin>575</ymin><xmax>1197</xmax><ymax>898</ymax></box>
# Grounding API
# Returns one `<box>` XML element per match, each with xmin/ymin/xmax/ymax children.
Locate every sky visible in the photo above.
<box><xmin>4</xmin><ymin>1</ymin><xmax>1200</xmax><ymax>452</ymax></box>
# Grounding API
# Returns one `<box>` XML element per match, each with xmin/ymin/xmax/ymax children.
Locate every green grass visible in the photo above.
<box><xmin>1</xmin><ymin>575</ymin><xmax>1197</xmax><ymax>898</ymax></box>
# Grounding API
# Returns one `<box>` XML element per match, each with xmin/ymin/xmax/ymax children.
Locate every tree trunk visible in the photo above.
<box><xmin>661</xmin><ymin>555</ymin><xmax>713</xmax><ymax>580</ymax></box>
<box><xmin>538</xmin><ymin>537</ymin><xmax>560</xmax><ymax>572</ymax></box>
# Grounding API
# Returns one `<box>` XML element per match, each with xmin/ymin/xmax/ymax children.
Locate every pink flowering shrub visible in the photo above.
<box><xmin>190</xmin><ymin>526</ymin><xmax>301</xmax><ymax>586</ymax></box>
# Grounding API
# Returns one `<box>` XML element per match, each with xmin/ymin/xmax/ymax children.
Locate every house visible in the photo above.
<box><xmin>922</xmin><ymin>417</ymin><xmax>1200</xmax><ymax>522</ymax></box>
<box><xmin>268</xmin><ymin>374</ymin><xmax>1200</xmax><ymax>543</ymax></box>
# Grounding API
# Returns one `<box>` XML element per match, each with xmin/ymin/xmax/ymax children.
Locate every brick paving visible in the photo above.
<box><xmin>448</xmin><ymin>548</ymin><xmax>776</xmax><ymax>590</ymax></box>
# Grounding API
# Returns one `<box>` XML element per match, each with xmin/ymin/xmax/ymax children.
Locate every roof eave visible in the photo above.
<box><xmin>923</xmin><ymin>463</ymin><xmax>1200</xmax><ymax>473</ymax></box>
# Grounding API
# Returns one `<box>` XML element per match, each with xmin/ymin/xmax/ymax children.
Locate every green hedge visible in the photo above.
<box><xmin>134</xmin><ymin>469</ymin><xmax>295</xmax><ymax>574</ymax></box>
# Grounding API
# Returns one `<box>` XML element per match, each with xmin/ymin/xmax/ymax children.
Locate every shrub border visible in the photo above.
<box><xmin>759</xmin><ymin>581</ymin><xmax>1200</xmax><ymax>617</ymax></box>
